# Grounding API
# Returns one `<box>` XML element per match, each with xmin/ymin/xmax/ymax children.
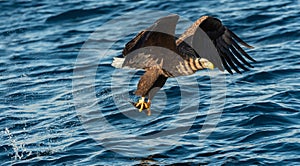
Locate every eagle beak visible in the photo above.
<box><xmin>200</xmin><ymin>58</ymin><xmax>214</xmax><ymax>70</ymax></box>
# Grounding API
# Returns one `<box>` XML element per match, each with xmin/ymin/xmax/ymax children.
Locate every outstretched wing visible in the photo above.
<box><xmin>177</xmin><ymin>16</ymin><xmax>255</xmax><ymax>74</ymax></box>
<box><xmin>122</xmin><ymin>30</ymin><xmax>149</xmax><ymax>57</ymax></box>
<box><xmin>122</xmin><ymin>14</ymin><xmax>179</xmax><ymax>70</ymax></box>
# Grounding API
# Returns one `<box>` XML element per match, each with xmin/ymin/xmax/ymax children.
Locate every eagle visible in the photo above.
<box><xmin>112</xmin><ymin>14</ymin><xmax>255</xmax><ymax>116</ymax></box>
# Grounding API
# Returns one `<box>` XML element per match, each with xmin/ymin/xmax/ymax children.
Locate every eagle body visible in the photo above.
<box><xmin>112</xmin><ymin>14</ymin><xmax>255</xmax><ymax>115</ymax></box>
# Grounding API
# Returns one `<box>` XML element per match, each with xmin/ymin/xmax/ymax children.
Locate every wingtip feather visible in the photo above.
<box><xmin>227</xmin><ymin>29</ymin><xmax>254</xmax><ymax>49</ymax></box>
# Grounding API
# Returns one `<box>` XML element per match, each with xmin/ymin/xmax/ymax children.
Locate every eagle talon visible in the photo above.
<box><xmin>134</xmin><ymin>97</ymin><xmax>152</xmax><ymax>115</ymax></box>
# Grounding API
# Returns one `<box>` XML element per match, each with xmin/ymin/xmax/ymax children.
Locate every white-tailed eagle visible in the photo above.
<box><xmin>112</xmin><ymin>14</ymin><xmax>255</xmax><ymax>115</ymax></box>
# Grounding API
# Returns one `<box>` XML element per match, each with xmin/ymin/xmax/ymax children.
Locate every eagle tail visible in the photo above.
<box><xmin>112</xmin><ymin>57</ymin><xmax>125</xmax><ymax>68</ymax></box>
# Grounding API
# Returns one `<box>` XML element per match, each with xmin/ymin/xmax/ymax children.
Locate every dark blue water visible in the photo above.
<box><xmin>1</xmin><ymin>0</ymin><xmax>300</xmax><ymax>165</ymax></box>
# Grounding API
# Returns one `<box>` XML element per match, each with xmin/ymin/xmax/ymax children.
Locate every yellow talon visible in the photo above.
<box><xmin>134</xmin><ymin>97</ymin><xmax>151</xmax><ymax>115</ymax></box>
<box><xmin>135</xmin><ymin>97</ymin><xmax>145</xmax><ymax>112</ymax></box>
<box><xmin>139</xmin><ymin>103</ymin><xmax>143</xmax><ymax>112</ymax></box>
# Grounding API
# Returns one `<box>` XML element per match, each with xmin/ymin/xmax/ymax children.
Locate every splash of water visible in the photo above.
<box><xmin>4</xmin><ymin>127</ymin><xmax>32</xmax><ymax>161</ymax></box>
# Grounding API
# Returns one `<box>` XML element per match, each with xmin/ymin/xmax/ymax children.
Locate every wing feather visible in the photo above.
<box><xmin>177</xmin><ymin>16</ymin><xmax>255</xmax><ymax>74</ymax></box>
<box><xmin>217</xmin><ymin>37</ymin><xmax>249</xmax><ymax>72</ymax></box>
<box><xmin>122</xmin><ymin>31</ymin><xmax>149</xmax><ymax>56</ymax></box>
<box><xmin>227</xmin><ymin>29</ymin><xmax>254</xmax><ymax>49</ymax></box>
<box><xmin>229</xmin><ymin>45</ymin><xmax>253</xmax><ymax>68</ymax></box>
<box><xmin>220</xmin><ymin>56</ymin><xmax>232</xmax><ymax>74</ymax></box>
<box><xmin>121</xmin><ymin>14</ymin><xmax>179</xmax><ymax>70</ymax></box>
<box><xmin>231</xmin><ymin>38</ymin><xmax>256</xmax><ymax>62</ymax></box>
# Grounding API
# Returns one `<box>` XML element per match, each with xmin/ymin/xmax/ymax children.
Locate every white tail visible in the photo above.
<box><xmin>111</xmin><ymin>57</ymin><xmax>125</xmax><ymax>68</ymax></box>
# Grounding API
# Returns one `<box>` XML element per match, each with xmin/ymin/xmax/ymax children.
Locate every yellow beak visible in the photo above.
<box><xmin>200</xmin><ymin>58</ymin><xmax>214</xmax><ymax>70</ymax></box>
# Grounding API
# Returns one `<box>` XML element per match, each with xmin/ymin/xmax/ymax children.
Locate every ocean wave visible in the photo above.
<box><xmin>45</xmin><ymin>5</ymin><xmax>122</xmax><ymax>23</ymax></box>
<box><xmin>1</xmin><ymin>0</ymin><xmax>300</xmax><ymax>165</ymax></box>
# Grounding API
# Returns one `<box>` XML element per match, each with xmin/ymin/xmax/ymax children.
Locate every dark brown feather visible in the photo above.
<box><xmin>135</xmin><ymin>67</ymin><xmax>165</xmax><ymax>97</ymax></box>
<box><xmin>122</xmin><ymin>30</ymin><xmax>147</xmax><ymax>56</ymax></box>
<box><xmin>177</xmin><ymin>16</ymin><xmax>255</xmax><ymax>74</ymax></box>
<box><xmin>123</xmin><ymin>15</ymin><xmax>179</xmax><ymax>97</ymax></box>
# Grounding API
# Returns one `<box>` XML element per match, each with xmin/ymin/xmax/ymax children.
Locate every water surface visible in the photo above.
<box><xmin>1</xmin><ymin>0</ymin><xmax>300</xmax><ymax>165</ymax></box>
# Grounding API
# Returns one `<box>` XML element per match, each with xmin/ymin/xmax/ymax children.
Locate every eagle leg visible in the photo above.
<box><xmin>134</xmin><ymin>97</ymin><xmax>151</xmax><ymax>115</ymax></box>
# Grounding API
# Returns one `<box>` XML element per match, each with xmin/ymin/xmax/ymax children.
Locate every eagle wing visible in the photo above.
<box><xmin>177</xmin><ymin>16</ymin><xmax>255</xmax><ymax>74</ymax></box>
<box><xmin>122</xmin><ymin>30</ymin><xmax>149</xmax><ymax>57</ymax></box>
<box><xmin>121</xmin><ymin>14</ymin><xmax>179</xmax><ymax>70</ymax></box>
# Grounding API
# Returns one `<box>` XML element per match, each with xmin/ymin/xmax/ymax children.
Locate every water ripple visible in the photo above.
<box><xmin>1</xmin><ymin>0</ymin><xmax>300</xmax><ymax>165</ymax></box>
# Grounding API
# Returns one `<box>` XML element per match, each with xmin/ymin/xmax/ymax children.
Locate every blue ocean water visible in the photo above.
<box><xmin>1</xmin><ymin>0</ymin><xmax>300</xmax><ymax>165</ymax></box>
